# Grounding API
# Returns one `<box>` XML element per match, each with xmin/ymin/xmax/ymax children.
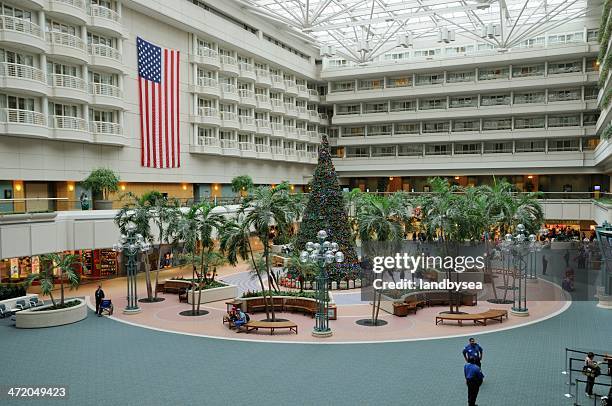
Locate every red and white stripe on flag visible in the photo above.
<box><xmin>137</xmin><ymin>37</ymin><xmax>180</xmax><ymax>168</ymax></box>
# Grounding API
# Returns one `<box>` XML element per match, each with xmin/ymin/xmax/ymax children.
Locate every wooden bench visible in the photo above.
<box><xmin>164</xmin><ymin>280</ymin><xmax>192</xmax><ymax>294</ymax></box>
<box><xmin>284</xmin><ymin>298</ymin><xmax>317</xmax><ymax>317</ymax></box>
<box><xmin>245</xmin><ymin>297</ymin><xmax>284</xmax><ymax>313</ymax></box>
<box><xmin>435</xmin><ymin>309</ymin><xmax>508</xmax><ymax>326</ymax></box>
<box><xmin>244</xmin><ymin>320</ymin><xmax>298</xmax><ymax>335</ymax></box>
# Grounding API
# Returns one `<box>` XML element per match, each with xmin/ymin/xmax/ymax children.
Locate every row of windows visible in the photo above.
<box><xmin>0</xmin><ymin>95</ymin><xmax>118</xmax><ymax>121</ymax></box>
<box><xmin>339</xmin><ymin>114</ymin><xmax>599</xmax><ymax>136</ymax></box>
<box><xmin>330</xmin><ymin>60</ymin><xmax>597</xmax><ymax>92</ymax></box>
<box><xmin>338</xmin><ymin>138</ymin><xmax>599</xmax><ymax>158</ymax></box>
<box><xmin>335</xmin><ymin>88</ymin><xmax>599</xmax><ymax>114</ymax></box>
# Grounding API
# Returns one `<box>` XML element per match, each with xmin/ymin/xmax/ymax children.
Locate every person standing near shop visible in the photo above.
<box><xmin>95</xmin><ymin>285</ymin><xmax>105</xmax><ymax>317</ymax></box>
<box><xmin>464</xmin><ymin>357</ymin><xmax>484</xmax><ymax>406</ymax></box>
<box><xmin>463</xmin><ymin>337</ymin><xmax>484</xmax><ymax>367</ymax></box>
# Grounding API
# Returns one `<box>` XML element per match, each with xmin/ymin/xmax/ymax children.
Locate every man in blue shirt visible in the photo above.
<box><xmin>463</xmin><ymin>337</ymin><xmax>483</xmax><ymax>367</ymax></box>
<box><xmin>464</xmin><ymin>358</ymin><xmax>485</xmax><ymax>406</ymax></box>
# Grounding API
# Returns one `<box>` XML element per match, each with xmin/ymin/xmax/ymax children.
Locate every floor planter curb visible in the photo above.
<box><xmin>16</xmin><ymin>298</ymin><xmax>88</xmax><ymax>328</ymax></box>
<box><xmin>187</xmin><ymin>285</ymin><xmax>238</xmax><ymax>304</ymax></box>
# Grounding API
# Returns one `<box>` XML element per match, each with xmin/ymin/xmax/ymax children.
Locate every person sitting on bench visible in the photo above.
<box><xmin>234</xmin><ymin>309</ymin><xmax>248</xmax><ymax>332</ymax></box>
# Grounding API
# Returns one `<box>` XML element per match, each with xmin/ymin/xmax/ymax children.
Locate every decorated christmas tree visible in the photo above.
<box><xmin>295</xmin><ymin>135</ymin><xmax>361</xmax><ymax>280</ymax></box>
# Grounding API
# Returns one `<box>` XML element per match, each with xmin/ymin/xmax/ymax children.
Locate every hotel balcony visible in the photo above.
<box><xmin>190</xmin><ymin>77</ymin><xmax>220</xmax><ymax>98</ymax></box>
<box><xmin>238</xmin><ymin>89</ymin><xmax>256</xmax><ymax>107</ymax></box>
<box><xmin>88</xmin><ymin>5</ymin><xmax>124</xmax><ymax>37</ymax></box>
<box><xmin>219</xmin><ymin>55</ymin><xmax>239</xmax><ymax>76</ymax></box>
<box><xmin>191</xmin><ymin>107</ymin><xmax>221</xmax><ymax>126</ymax></box>
<box><xmin>90</xmin><ymin>121</ymin><xmax>126</xmax><ymax>145</ymax></box>
<box><xmin>255</xmin><ymin>69</ymin><xmax>271</xmax><ymax>87</ymax></box>
<box><xmin>190</xmin><ymin>47</ymin><xmax>220</xmax><ymax>70</ymax></box>
<box><xmin>89</xmin><ymin>82</ymin><xmax>123</xmax><ymax>108</ymax></box>
<box><xmin>0</xmin><ymin>15</ymin><xmax>46</xmax><ymax>53</ymax></box>
<box><xmin>49</xmin><ymin>115</ymin><xmax>92</xmax><ymax>143</ymax></box>
<box><xmin>238</xmin><ymin>63</ymin><xmax>256</xmax><ymax>82</ymax></box>
<box><xmin>0</xmin><ymin>108</ymin><xmax>48</xmax><ymax>139</ymax></box>
<box><xmin>48</xmin><ymin>0</ymin><xmax>88</xmax><ymax>25</ymax></box>
<box><xmin>46</xmin><ymin>32</ymin><xmax>88</xmax><ymax>63</ymax></box>
<box><xmin>220</xmin><ymin>83</ymin><xmax>240</xmax><ymax>103</ymax></box>
<box><xmin>270</xmin><ymin>75</ymin><xmax>285</xmax><ymax>92</ymax></box>
<box><xmin>88</xmin><ymin>44</ymin><xmax>123</xmax><ymax>72</ymax></box>
<box><xmin>48</xmin><ymin>74</ymin><xmax>89</xmax><ymax>103</ymax></box>
<box><xmin>0</xmin><ymin>62</ymin><xmax>46</xmax><ymax>95</ymax></box>
<box><xmin>255</xmin><ymin>94</ymin><xmax>272</xmax><ymax>111</ymax></box>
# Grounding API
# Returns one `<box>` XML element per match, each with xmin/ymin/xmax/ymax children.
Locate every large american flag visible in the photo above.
<box><xmin>137</xmin><ymin>37</ymin><xmax>180</xmax><ymax>168</ymax></box>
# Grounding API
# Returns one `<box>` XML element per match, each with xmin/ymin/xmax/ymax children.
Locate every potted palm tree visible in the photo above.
<box><xmin>231</xmin><ymin>175</ymin><xmax>254</xmax><ymax>201</ymax></box>
<box><xmin>19</xmin><ymin>253</ymin><xmax>87</xmax><ymax>328</ymax></box>
<box><xmin>82</xmin><ymin>168</ymin><xmax>120</xmax><ymax>210</ymax></box>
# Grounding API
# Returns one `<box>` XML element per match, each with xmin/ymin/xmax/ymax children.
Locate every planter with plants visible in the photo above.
<box><xmin>231</xmin><ymin>175</ymin><xmax>254</xmax><ymax>200</ymax></box>
<box><xmin>16</xmin><ymin>298</ymin><xmax>87</xmax><ymax>328</ymax></box>
<box><xmin>18</xmin><ymin>253</ymin><xmax>87</xmax><ymax>328</ymax></box>
<box><xmin>82</xmin><ymin>168</ymin><xmax>120</xmax><ymax>210</ymax></box>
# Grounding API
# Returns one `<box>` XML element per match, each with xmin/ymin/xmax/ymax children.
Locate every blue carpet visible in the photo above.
<box><xmin>0</xmin><ymin>299</ymin><xmax>610</xmax><ymax>406</ymax></box>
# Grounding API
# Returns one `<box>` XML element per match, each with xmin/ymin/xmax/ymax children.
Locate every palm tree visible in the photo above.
<box><xmin>355</xmin><ymin>192</ymin><xmax>412</xmax><ymax>325</ymax></box>
<box><xmin>192</xmin><ymin>202</ymin><xmax>224</xmax><ymax>313</ymax></box>
<box><xmin>220</xmin><ymin>214</ymin><xmax>272</xmax><ymax>320</ymax></box>
<box><xmin>222</xmin><ymin>183</ymin><xmax>299</xmax><ymax>321</ymax></box>
<box><xmin>115</xmin><ymin>192</ymin><xmax>156</xmax><ymax>300</ymax></box>
<box><xmin>28</xmin><ymin>253</ymin><xmax>82</xmax><ymax>307</ymax></box>
<box><xmin>150</xmin><ymin>195</ymin><xmax>181</xmax><ymax>300</ymax></box>
<box><xmin>173</xmin><ymin>204</ymin><xmax>200</xmax><ymax>315</ymax></box>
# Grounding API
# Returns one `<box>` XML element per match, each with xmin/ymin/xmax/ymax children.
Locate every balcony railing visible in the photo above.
<box><xmin>51</xmin><ymin>115</ymin><xmax>87</xmax><ymax>131</ymax></box>
<box><xmin>271</xmin><ymin>75</ymin><xmax>284</xmax><ymax>85</ymax></box>
<box><xmin>239</xmin><ymin>116</ymin><xmax>254</xmax><ymax>126</ymax></box>
<box><xmin>90</xmin><ymin>121</ymin><xmax>121</xmax><ymax>134</ymax></box>
<box><xmin>239</xmin><ymin>62</ymin><xmax>253</xmax><ymax>72</ymax></box>
<box><xmin>49</xmin><ymin>73</ymin><xmax>87</xmax><ymax>90</ymax></box>
<box><xmin>271</xmin><ymin>99</ymin><xmax>283</xmax><ymax>108</ymax></box>
<box><xmin>221</xmin><ymin>83</ymin><xmax>238</xmax><ymax>95</ymax></box>
<box><xmin>0</xmin><ymin>15</ymin><xmax>43</xmax><ymax>38</ymax></box>
<box><xmin>90</xmin><ymin>82</ymin><xmax>122</xmax><ymax>98</ymax></box>
<box><xmin>220</xmin><ymin>111</ymin><xmax>238</xmax><ymax>121</ymax></box>
<box><xmin>199</xmin><ymin>136</ymin><xmax>220</xmax><ymax>147</ymax></box>
<box><xmin>0</xmin><ymin>108</ymin><xmax>46</xmax><ymax>125</ymax></box>
<box><xmin>297</xmin><ymin>84</ymin><xmax>308</xmax><ymax>93</ymax></box>
<box><xmin>0</xmin><ymin>62</ymin><xmax>45</xmax><ymax>82</ymax></box>
<box><xmin>198</xmin><ymin>107</ymin><xmax>218</xmax><ymax>117</ymax></box>
<box><xmin>89</xmin><ymin>5</ymin><xmax>120</xmax><ymax>22</ymax></box>
<box><xmin>198</xmin><ymin>47</ymin><xmax>218</xmax><ymax>59</ymax></box>
<box><xmin>271</xmin><ymin>122</ymin><xmax>283</xmax><ymax>132</ymax></box>
<box><xmin>255</xmin><ymin>94</ymin><xmax>270</xmax><ymax>103</ymax></box>
<box><xmin>220</xmin><ymin>55</ymin><xmax>237</xmax><ymax>66</ymax></box>
<box><xmin>88</xmin><ymin>43</ymin><xmax>121</xmax><ymax>60</ymax></box>
<box><xmin>284</xmin><ymin>125</ymin><xmax>297</xmax><ymax>135</ymax></box>
<box><xmin>284</xmin><ymin>148</ymin><xmax>297</xmax><ymax>156</ymax></box>
<box><xmin>238</xmin><ymin>89</ymin><xmax>254</xmax><ymax>99</ymax></box>
<box><xmin>309</xmin><ymin>89</ymin><xmax>319</xmax><ymax>96</ymax></box>
<box><xmin>197</xmin><ymin>77</ymin><xmax>217</xmax><ymax>87</ymax></box>
<box><xmin>255</xmin><ymin>144</ymin><xmax>270</xmax><ymax>153</ymax></box>
<box><xmin>221</xmin><ymin>139</ymin><xmax>238</xmax><ymax>148</ymax></box>
<box><xmin>53</xmin><ymin>0</ymin><xmax>85</xmax><ymax>8</ymax></box>
<box><xmin>47</xmin><ymin>32</ymin><xmax>86</xmax><ymax>51</ymax></box>
<box><xmin>239</xmin><ymin>142</ymin><xmax>254</xmax><ymax>151</ymax></box>
<box><xmin>255</xmin><ymin>119</ymin><xmax>270</xmax><ymax>129</ymax></box>
<box><xmin>271</xmin><ymin>145</ymin><xmax>284</xmax><ymax>154</ymax></box>
<box><xmin>255</xmin><ymin>69</ymin><xmax>269</xmax><ymax>79</ymax></box>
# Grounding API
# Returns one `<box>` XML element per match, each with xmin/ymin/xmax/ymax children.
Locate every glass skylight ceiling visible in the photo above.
<box><xmin>236</xmin><ymin>0</ymin><xmax>591</xmax><ymax>62</ymax></box>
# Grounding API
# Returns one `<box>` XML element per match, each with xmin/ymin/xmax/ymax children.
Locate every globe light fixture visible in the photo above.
<box><xmin>113</xmin><ymin>223</ymin><xmax>151</xmax><ymax>314</ymax></box>
<box><xmin>300</xmin><ymin>230</ymin><xmax>344</xmax><ymax>338</ymax></box>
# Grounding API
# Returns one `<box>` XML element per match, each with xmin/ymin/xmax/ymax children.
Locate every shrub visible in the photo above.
<box><xmin>82</xmin><ymin>168</ymin><xmax>120</xmax><ymax>200</ymax></box>
<box><xmin>0</xmin><ymin>282</ymin><xmax>27</xmax><ymax>301</ymax></box>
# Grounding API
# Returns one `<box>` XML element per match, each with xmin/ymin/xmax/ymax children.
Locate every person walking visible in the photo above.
<box><xmin>95</xmin><ymin>285</ymin><xmax>105</xmax><ymax>317</ymax></box>
<box><xmin>564</xmin><ymin>250</ymin><xmax>570</xmax><ymax>267</ymax></box>
<box><xmin>464</xmin><ymin>358</ymin><xmax>484</xmax><ymax>406</ymax></box>
<box><xmin>542</xmin><ymin>255</ymin><xmax>548</xmax><ymax>276</ymax></box>
<box><xmin>463</xmin><ymin>337</ymin><xmax>484</xmax><ymax>367</ymax></box>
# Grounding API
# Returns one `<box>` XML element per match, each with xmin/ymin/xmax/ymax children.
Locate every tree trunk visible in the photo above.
<box><xmin>144</xmin><ymin>254</ymin><xmax>153</xmax><ymax>300</ymax></box>
<box><xmin>191</xmin><ymin>264</ymin><xmax>197</xmax><ymax>315</ymax></box>
<box><xmin>247</xmin><ymin>240</ymin><xmax>269</xmax><ymax>320</ymax></box>
<box><xmin>60</xmin><ymin>271</ymin><xmax>65</xmax><ymax>306</ymax></box>
<box><xmin>264</xmin><ymin>245</ymin><xmax>276</xmax><ymax>322</ymax></box>
<box><xmin>49</xmin><ymin>291</ymin><xmax>56</xmax><ymax>307</ymax></box>
<box><xmin>154</xmin><ymin>243</ymin><xmax>163</xmax><ymax>299</ymax></box>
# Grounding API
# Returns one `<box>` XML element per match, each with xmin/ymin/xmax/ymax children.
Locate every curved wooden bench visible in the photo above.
<box><xmin>435</xmin><ymin>309</ymin><xmax>508</xmax><ymax>326</ymax></box>
<box><xmin>245</xmin><ymin>320</ymin><xmax>298</xmax><ymax>335</ymax></box>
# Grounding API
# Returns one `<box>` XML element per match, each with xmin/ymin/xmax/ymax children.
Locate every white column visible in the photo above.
<box><xmin>42</xmin><ymin>96</ymin><xmax>49</xmax><ymax>125</ymax></box>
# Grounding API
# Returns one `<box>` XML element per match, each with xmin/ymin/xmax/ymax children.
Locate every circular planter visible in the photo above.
<box><xmin>16</xmin><ymin>298</ymin><xmax>87</xmax><ymax>329</ymax></box>
<box><xmin>94</xmin><ymin>200</ymin><xmax>113</xmax><ymax>210</ymax></box>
